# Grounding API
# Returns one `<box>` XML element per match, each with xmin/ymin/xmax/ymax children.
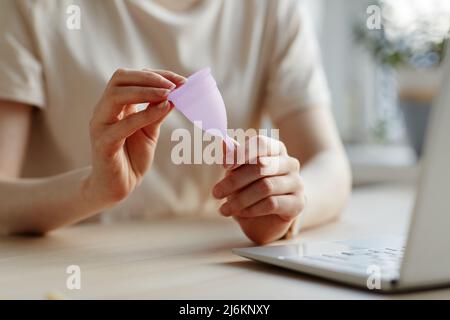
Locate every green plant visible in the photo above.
<box><xmin>354</xmin><ymin>0</ymin><xmax>449</xmax><ymax>69</ymax></box>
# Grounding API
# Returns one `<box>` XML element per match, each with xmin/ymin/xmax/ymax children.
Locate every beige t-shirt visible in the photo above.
<box><xmin>0</xmin><ymin>0</ymin><xmax>330</xmax><ymax>220</ymax></box>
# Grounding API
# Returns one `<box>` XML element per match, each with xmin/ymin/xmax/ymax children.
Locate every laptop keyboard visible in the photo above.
<box><xmin>288</xmin><ymin>246</ymin><xmax>405</xmax><ymax>277</ymax></box>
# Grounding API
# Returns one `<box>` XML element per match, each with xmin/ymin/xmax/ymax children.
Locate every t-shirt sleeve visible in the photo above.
<box><xmin>262</xmin><ymin>0</ymin><xmax>330</xmax><ymax>122</ymax></box>
<box><xmin>0</xmin><ymin>0</ymin><xmax>45</xmax><ymax>108</ymax></box>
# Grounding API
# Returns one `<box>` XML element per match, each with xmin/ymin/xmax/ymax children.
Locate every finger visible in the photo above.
<box><xmin>106</xmin><ymin>101</ymin><xmax>171</xmax><ymax>142</ymax></box>
<box><xmin>222</xmin><ymin>137</ymin><xmax>247</xmax><ymax>170</ymax></box>
<box><xmin>224</xmin><ymin>135</ymin><xmax>287</xmax><ymax>170</ymax></box>
<box><xmin>219</xmin><ymin>175</ymin><xmax>302</xmax><ymax>215</ymax></box>
<box><xmin>222</xmin><ymin>137</ymin><xmax>240</xmax><ymax>167</ymax></box>
<box><xmin>100</xmin><ymin>86</ymin><xmax>171</xmax><ymax>123</ymax></box>
<box><xmin>213</xmin><ymin>156</ymin><xmax>299</xmax><ymax>199</ymax></box>
<box><xmin>149</xmin><ymin>69</ymin><xmax>187</xmax><ymax>87</ymax></box>
<box><xmin>141</xmin><ymin>102</ymin><xmax>174</xmax><ymax>143</ymax></box>
<box><xmin>227</xmin><ymin>194</ymin><xmax>305</xmax><ymax>221</ymax></box>
<box><xmin>109</xmin><ymin>68</ymin><xmax>176</xmax><ymax>90</ymax></box>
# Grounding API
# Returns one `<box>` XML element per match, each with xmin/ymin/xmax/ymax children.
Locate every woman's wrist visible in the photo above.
<box><xmin>79</xmin><ymin>167</ymin><xmax>116</xmax><ymax>214</ymax></box>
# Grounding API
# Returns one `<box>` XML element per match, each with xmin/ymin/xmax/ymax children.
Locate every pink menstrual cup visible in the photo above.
<box><xmin>168</xmin><ymin>68</ymin><xmax>234</xmax><ymax>151</ymax></box>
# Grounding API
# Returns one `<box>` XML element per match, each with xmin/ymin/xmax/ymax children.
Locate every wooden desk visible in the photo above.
<box><xmin>1</xmin><ymin>183</ymin><xmax>449</xmax><ymax>299</ymax></box>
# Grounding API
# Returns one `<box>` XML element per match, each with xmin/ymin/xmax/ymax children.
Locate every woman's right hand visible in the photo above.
<box><xmin>84</xmin><ymin>68</ymin><xmax>186</xmax><ymax>208</ymax></box>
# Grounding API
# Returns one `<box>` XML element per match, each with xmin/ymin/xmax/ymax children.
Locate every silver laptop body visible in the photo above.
<box><xmin>233</xmin><ymin>51</ymin><xmax>450</xmax><ymax>292</ymax></box>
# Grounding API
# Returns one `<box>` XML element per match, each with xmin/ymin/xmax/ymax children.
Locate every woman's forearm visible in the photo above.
<box><xmin>299</xmin><ymin>149</ymin><xmax>352</xmax><ymax>230</ymax></box>
<box><xmin>0</xmin><ymin>69</ymin><xmax>186</xmax><ymax>236</ymax></box>
<box><xmin>0</xmin><ymin>167</ymin><xmax>106</xmax><ymax>235</ymax></box>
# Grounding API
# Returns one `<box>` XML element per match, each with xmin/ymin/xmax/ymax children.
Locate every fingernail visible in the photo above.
<box><xmin>161</xmin><ymin>89</ymin><xmax>171</xmax><ymax>97</ymax></box>
<box><xmin>157</xmin><ymin>101</ymin><xmax>168</xmax><ymax>109</ymax></box>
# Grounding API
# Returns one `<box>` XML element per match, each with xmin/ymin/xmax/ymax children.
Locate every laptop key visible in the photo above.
<box><xmin>297</xmin><ymin>246</ymin><xmax>403</xmax><ymax>274</ymax></box>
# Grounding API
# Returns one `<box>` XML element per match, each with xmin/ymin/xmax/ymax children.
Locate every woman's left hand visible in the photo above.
<box><xmin>213</xmin><ymin>136</ymin><xmax>306</xmax><ymax>244</ymax></box>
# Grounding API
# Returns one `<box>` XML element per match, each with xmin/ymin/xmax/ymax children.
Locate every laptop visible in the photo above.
<box><xmin>233</xmin><ymin>50</ymin><xmax>450</xmax><ymax>292</ymax></box>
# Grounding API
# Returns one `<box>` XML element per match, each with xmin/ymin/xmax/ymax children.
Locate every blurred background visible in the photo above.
<box><xmin>303</xmin><ymin>0</ymin><xmax>449</xmax><ymax>185</ymax></box>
